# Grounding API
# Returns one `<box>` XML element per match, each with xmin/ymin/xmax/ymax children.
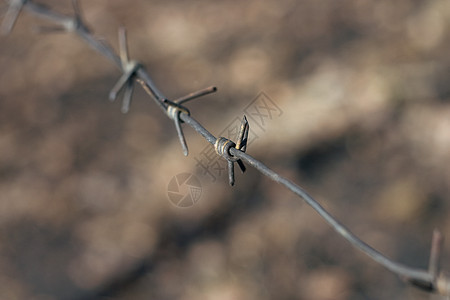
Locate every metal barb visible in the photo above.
<box><xmin>405</xmin><ymin>229</ymin><xmax>445</xmax><ymax>292</ymax></box>
<box><xmin>236</xmin><ymin>159</ymin><xmax>246</xmax><ymax>173</ymax></box>
<box><xmin>175</xmin><ymin>86</ymin><xmax>217</xmax><ymax>104</ymax></box>
<box><xmin>173</xmin><ymin>112</ymin><xmax>189</xmax><ymax>156</ymax></box>
<box><xmin>164</xmin><ymin>86</ymin><xmax>217</xmax><ymax>156</ymax></box>
<box><xmin>429</xmin><ymin>229</ymin><xmax>443</xmax><ymax>279</ymax></box>
<box><xmin>118</xmin><ymin>26</ymin><xmax>129</xmax><ymax>69</ymax></box>
<box><xmin>109</xmin><ymin>66</ymin><xmax>138</xmax><ymax>101</ymax></box>
<box><xmin>167</xmin><ymin>103</ymin><xmax>190</xmax><ymax>156</ymax></box>
<box><xmin>234</xmin><ymin>115</ymin><xmax>249</xmax><ymax>173</ymax></box>
<box><xmin>1</xmin><ymin>0</ymin><xmax>27</xmax><ymax>35</ymax></box>
<box><xmin>236</xmin><ymin>115</ymin><xmax>249</xmax><ymax>151</ymax></box>
<box><xmin>109</xmin><ymin>26</ymin><xmax>141</xmax><ymax>112</ymax></box>
<box><xmin>121</xmin><ymin>79</ymin><xmax>135</xmax><ymax>114</ymax></box>
<box><xmin>228</xmin><ymin>160</ymin><xmax>235</xmax><ymax>186</ymax></box>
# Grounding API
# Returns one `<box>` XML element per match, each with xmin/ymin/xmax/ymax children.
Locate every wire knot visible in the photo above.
<box><xmin>140</xmin><ymin>86</ymin><xmax>216</xmax><ymax>156</ymax></box>
<box><xmin>166</xmin><ymin>100</ymin><xmax>190</xmax><ymax>121</ymax></box>
<box><xmin>214</xmin><ymin>137</ymin><xmax>239</xmax><ymax>162</ymax></box>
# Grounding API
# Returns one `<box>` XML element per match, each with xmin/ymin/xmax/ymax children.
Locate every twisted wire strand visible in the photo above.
<box><xmin>3</xmin><ymin>0</ymin><xmax>449</xmax><ymax>295</ymax></box>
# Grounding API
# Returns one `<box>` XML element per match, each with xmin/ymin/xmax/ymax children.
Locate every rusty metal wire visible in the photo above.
<box><xmin>2</xmin><ymin>0</ymin><xmax>449</xmax><ymax>296</ymax></box>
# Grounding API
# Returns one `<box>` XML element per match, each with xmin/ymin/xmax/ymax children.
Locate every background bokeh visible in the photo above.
<box><xmin>1</xmin><ymin>0</ymin><xmax>450</xmax><ymax>299</ymax></box>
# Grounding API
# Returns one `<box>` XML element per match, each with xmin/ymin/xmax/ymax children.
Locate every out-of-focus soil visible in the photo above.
<box><xmin>0</xmin><ymin>0</ymin><xmax>449</xmax><ymax>299</ymax></box>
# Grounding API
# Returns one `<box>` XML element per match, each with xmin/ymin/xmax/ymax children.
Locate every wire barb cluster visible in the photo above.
<box><xmin>163</xmin><ymin>86</ymin><xmax>217</xmax><ymax>156</ymax></box>
<box><xmin>2</xmin><ymin>0</ymin><xmax>450</xmax><ymax>296</ymax></box>
<box><xmin>139</xmin><ymin>77</ymin><xmax>217</xmax><ymax>156</ymax></box>
<box><xmin>214</xmin><ymin>116</ymin><xmax>249</xmax><ymax>186</ymax></box>
<box><xmin>109</xmin><ymin>27</ymin><xmax>142</xmax><ymax>113</ymax></box>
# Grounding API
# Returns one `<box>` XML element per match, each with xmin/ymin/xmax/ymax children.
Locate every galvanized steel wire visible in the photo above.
<box><xmin>2</xmin><ymin>0</ymin><xmax>449</xmax><ymax>295</ymax></box>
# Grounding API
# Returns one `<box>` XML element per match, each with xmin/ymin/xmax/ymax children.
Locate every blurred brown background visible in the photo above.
<box><xmin>1</xmin><ymin>0</ymin><xmax>450</xmax><ymax>299</ymax></box>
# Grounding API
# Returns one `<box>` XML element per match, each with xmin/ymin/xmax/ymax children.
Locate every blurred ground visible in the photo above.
<box><xmin>1</xmin><ymin>0</ymin><xmax>450</xmax><ymax>299</ymax></box>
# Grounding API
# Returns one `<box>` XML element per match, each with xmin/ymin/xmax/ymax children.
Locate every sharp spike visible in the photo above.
<box><xmin>118</xmin><ymin>26</ymin><xmax>129</xmax><ymax>69</ymax></box>
<box><xmin>429</xmin><ymin>229</ymin><xmax>443</xmax><ymax>278</ymax></box>
<box><xmin>1</xmin><ymin>0</ymin><xmax>25</xmax><ymax>35</ymax></box>
<box><xmin>176</xmin><ymin>86</ymin><xmax>217</xmax><ymax>104</ymax></box>
<box><xmin>173</xmin><ymin>112</ymin><xmax>189</xmax><ymax>156</ymax></box>
<box><xmin>228</xmin><ymin>160</ymin><xmax>235</xmax><ymax>186</ymax></box>
<box><xmin>109</xmin><ymin>66</ymin><xmax>136</xmax><ymax>101</ymax></box>
<box><xmin>237</xmin><ymin>159</ymin><xmax>246</xmax><ymax>173</ymax></box>
<box><xmin>121</xmin><ymin>79</ymin><xmax>135</xmax><ymax>113</ymax></box>
<box><xmin>236</xmin><ymin>115</ymin><xmax>249</xmax><ymax>151</ymax></box>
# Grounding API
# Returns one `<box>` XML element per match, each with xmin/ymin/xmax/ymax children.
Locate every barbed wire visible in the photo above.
<box><xmin>2</xmin><ymin>0</ymin><xmax>449</xmax><ymax>295</ymax></box>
